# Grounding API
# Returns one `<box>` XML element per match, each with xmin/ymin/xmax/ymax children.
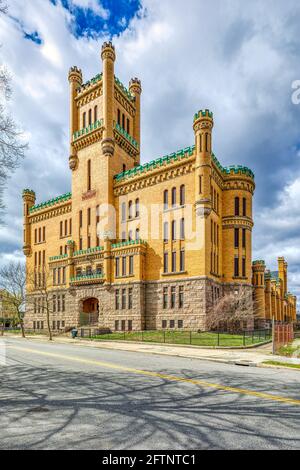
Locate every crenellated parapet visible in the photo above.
<box><xmin>68</xmin><ymin>66</ymin><xmax>83</xmax><ymax>85</ymax></box>
<box><xmin>101</xmin><ymin>41</ymin><xmax>116</xmax><ymax>62</ymax></box>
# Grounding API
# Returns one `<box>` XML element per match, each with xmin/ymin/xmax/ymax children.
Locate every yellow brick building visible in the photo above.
<box><xmin>22</xmin><ymin>42</ymin><xmax>297</xmax><ymax>331</ymax></box>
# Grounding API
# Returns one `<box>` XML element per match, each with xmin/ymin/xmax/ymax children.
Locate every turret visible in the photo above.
<box><xmin>22</xmin><ymin>189</ymin><xmax>36</xmax><ymax>256</ymax></box>
<box><xmin>264</xmin><ymin>270</ymin><xmax>272</xmax><ymax>321</ymax></box>
<box><xmin>193</xmin><ymin>109</ymin><xmax>213</xmax><ymax>218</ymax></box>
<box><xmin>101</xmin><ymin>41</ymin><xmax>116</xmax><ymax>158</ymax></box>
<box><xmin>252</xmin><ymin>260</ymin><xmax>266</xmax><ymax>321</ymax></box>
<box><xmin>68</xmin><ymin>66</ymin><xmax>82</xmax><ymax>170</ymax></box>
<box><xmin>129</xmin><ymin>77</ymin><xmax>142</xmax><ymax>164</ymax></box>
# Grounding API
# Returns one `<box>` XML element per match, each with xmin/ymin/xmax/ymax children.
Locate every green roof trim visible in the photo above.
<box><xmin>73</xmin><ymin>119</ymin><xmax>103</xmax><ymax>141</ymax></box>
<box><xmin>73</xmin><ymin>246</ymin><xmax>104</xmax><ymax>257</ymax></box>
<box><xmin>112</xmin><ymin>240</ymin><xmax>147</xmax><ymax>249</ymax></box>
<box><xmin>115</xmin><ymin>122</ymin><xmax>139</xmax><ymax>149</ymax></box>
<box><xmin>29</xmin><ymin>192</ymin><xmax>72</xmax><ymax>214</ymax></box>
<box><xmin>70</xmin><ymin>273</ymin><xmax>105</xmax><ymax>282</ymax></box>
<box><xmin>49</xmin><ymin>254</ymin><xmax>68</xmax><ymax>262</ymax></box>
<box><xmin>77</xmin><ymin>73</ymin><xmax>103</xmax><ymax>93</ymax></box>
<box><xmin>212</xmin><ymin>153</ymin><xmax>254</xmax><ymax>179</ymax></box>
<box><xmin>194</xmin><ymin>109</ymin><xmax>213</xmax><ymax>121</ymax></box>
<box><xmin>114</xmin><ymin>145</ymin><xmax>195</xmax><ymax>182</ymax></box>
<box><xmin>22</xmin><ymin>188</ymin><xmax>35</xmax><ymax>196</ymax></box>
<box><xmin>114</xmin><ymin>76</ymin><xmax>134</xmax><ymax>101</ymax></box>
<box><xmin>253</xmin><ymin>260</ymin><xmax>266</xmax><ymax>265</ymax></box>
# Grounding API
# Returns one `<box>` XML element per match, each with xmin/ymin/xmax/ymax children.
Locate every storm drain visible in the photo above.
<box><xmin>26</xmin><ymin>406</ymin><xmax>50</xmax><ymax>413</ymax></box>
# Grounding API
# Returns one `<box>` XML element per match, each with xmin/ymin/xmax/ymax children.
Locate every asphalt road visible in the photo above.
<box><xmin>1</xmin><ymin>337</ymin><xmax>300</xmax><ymax>450</ymax></box>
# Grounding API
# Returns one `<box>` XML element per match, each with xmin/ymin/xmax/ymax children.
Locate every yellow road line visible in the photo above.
<box><xmin>8</xmin><ymin>344</ymin><xmax>300</xmax><ymax>406</ymax></box>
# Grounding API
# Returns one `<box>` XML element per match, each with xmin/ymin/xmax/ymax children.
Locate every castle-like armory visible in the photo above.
<box><xmin>22</xmin><ymin>42</ymin><xmax>297</xmax><ymax>331</ymax></box>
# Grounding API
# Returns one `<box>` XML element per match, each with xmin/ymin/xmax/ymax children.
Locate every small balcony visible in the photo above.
<box><xmin>70</xmin><ymin>272</ymin><xmax>105</xmax><ymax>286</ymax></box>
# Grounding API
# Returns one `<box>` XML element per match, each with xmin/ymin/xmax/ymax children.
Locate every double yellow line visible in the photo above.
<box><xmin>9</xmin><ymin>344</ymin><xmax>300</xmax><ymax>406</ymax></box>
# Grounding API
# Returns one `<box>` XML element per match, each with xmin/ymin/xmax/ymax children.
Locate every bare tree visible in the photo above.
<box><xmin>26</xmin><ymin>267</ymin><xmax>54</xmax><ymax>341</ymax></box>
<box><xmin>0</xmin><ymin>1</ymin><xmax>27</xmax><ymax>221</ymax></box>
<box><xmin>207</xmin><ymin>287</ymin><xmax>257</xmax><ymax>333</ymax></box>
<box><xmin>0</xmin><ymin>262</ymin><xmax>26</xmax><ymax>337</ymax></box>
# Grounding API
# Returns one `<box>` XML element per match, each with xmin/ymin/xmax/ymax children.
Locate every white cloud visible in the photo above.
<box><xmin>71</xmin><ymin>0</ymin><xmax>110</xmax><ymax>19</ymax></box>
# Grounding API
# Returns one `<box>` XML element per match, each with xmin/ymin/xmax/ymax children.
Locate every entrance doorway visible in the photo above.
<box><xmin>80</xmin><ymin>298</ymin><xmax>99</xmax><ymax>326</ymax></box>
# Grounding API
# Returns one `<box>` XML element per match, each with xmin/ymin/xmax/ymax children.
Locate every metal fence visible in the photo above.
<box><xmin>273</xmin><ymin>323</ymin><xmax>294</xmax><ymax>352</ymax></box>
<box><xmin>80</xmin><ymin>328</ymin><xmax>272</xmax><ymax>347</ymax></box>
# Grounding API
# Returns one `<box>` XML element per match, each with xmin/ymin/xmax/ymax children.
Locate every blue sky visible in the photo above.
<box><xmin>1</xmin><ymin>0</ymin><xmax>300</xmax><ymax>308</ymax></box>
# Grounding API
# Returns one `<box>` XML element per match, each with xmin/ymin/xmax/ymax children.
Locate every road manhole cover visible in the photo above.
<box><xmin>27</xmin><ymin>406</ymin><xmax>49</xmax><ymax>413</ymax></box>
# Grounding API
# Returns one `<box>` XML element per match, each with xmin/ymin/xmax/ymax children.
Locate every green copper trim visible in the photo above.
<box><xmin>77</xmin><ymin>73</ymin><xmax>103</xmax><ymax>93</ymax></box>
<box><xmin>115</xmin><ymin>122</ymin><xmax>139</xmax><ymax>149</ymax></box>
<box><xmin>73</xmin><ymin>246</ymin><xmax>104</xmax><ymax>257</ymax></box>
<box><xmin>73</xmin><ymin>119</ymin><xmax>104</xmax><ymax>141</ymax></box>
<box><xmin>29</xmin><ymin>192</ymin><xmax>72</xmax><ymax>214</ymax></box>
<box><xmin>194</xmin><ymin>109</ymin><xmax>213</xmax><ymax>121</ymax></box>
<box><xmin>111</xmin><ymin>240</ymin><xmax>147</xmax><ymax>249</ymax></box>
<box><xmin>70</xmin><ymin>273</ymin><xmax>105</xmax><ymax>282</ymax></box>
<box><xmin>114</xmin><ymin>76</ymin><xmax>134</xmax><ymax>101</ymax></box>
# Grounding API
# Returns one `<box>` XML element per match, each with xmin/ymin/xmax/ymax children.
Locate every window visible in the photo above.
<box><xmin>62</xmin><ymin>295</ymin><xmax>65</xmax><ymax>312</ymax></box>
<box><xmin>171</xmin><ymin>287</ymin><xmax>176</xmax><ymax>309</ymax></box>
<box><xmin>163</xmin><ymin>287</ymin><xmax>168</xmax><ymax>309</ymax></box>
<box><xmin>243</xmin><ymin>197</ymin><xmax>246</xmax><ymax>216</ymax></box>
<box><xmin>180</xmin><ymin>249</ymin><xmax>185</xmax><ymax>272</ymax></box>
<box><xmin>65</xmin><ymin>220</ymin><xmax>68</xmax><ymax>236</ymax></box>
<box><xmin>205</xmin><ymin>133</ymin><xmax>209</xmax><ymax>152</ymax></box>
<box><xmin>234</xmin><ymin>228</ymin><xmax>239</xmax><ymax>248</ymax></box>
<box><xmin>69</xmin><ymin>219</ymin><xmax>72</xmax><ymax>235</ymax></box>
<box><xmin>57</xmin><ymin>268</ymin><xmax>61</xmax><ymax>285</ymax></box>
<box><xmin>163</xmin><ymin>190</ymin><xmax>168</xmax><ymax>210</ymax></box>
<box><xmin>178</xmin><ymin>320</ymin><xmax>183</xmax><ymax>328</ymax></box>
<box><xmin>128</xmin><ymin>201</ymin><xmax>133</xmax><ymax>219</ymax></box>
<box><xmin>127</xmin><ymin>118</ymin><xmax>130</xmax><ymax>134</ymax></box>
<box><xmin>94</xmin><ymin>105</ymin><xmax>98</xmax><ymax>122</ymax></box>
<box><xmin>43</xmin><ymin>226</ymin><xmax>46</xmax><ymax>241</ymax></box>
<box><xmin>121</xmin><ymin>289</ymin><xmax>126</xmax><ymax>309</ymax></box>
<box><xmin>79</xmin><ymin>210</ymin><xmax>83</xmax><ymax>228</ymax></box>
<box><xmin>115</xmin><ymin>258</ymin><xmax>120</xmax><ymax>277</ymax></box>
<box><xmin>87</xmin><ymin>160</ymin><xmax>91</xmax><ymax>191</ymax></box>
<box><xmin>179</xmin><ymin>286</ymin><xmax>184</xmax><ymax>308</ymax></box>
<box><xmin>122</xmin><ymin>164</ymin><xmax>126</xmax><ymax>173</ymax></box>
<box><xmin>115</xmin><ymin>320</ymin><xmax>119</xmax><ymax>331</ymax></box>
<box><xmin>60</xmin><ymin>221</ymin><xmax>63</xmax><ymax>238</ymax></box>
<box><xmin>234</xmin><ymin>256</ymin><xmax>239</xmax><ymax>277</ymax></box>
<box><xmin>242</xmin><ymin>228</ymin><xmax>246</xmax><ymax>248</ymax></box>
<box><xmin>88</xmin><ymin>108</ymin><xmax>92</xmax><ymax>126</ymax></box>
<box><xmin>135</xmin><ymin>228</ymin><xmax>140</xmax><ymax>241</ymax></box>
<box><xmin>53</xmin><ymin>295</ymin><xmax>56</xmax><ymax>313</ymax></box>
<box><xmin>128</xmin><ymin>320</ymin><xmax>132</xmax><ymax>331</ymax></box>
<box><xmin>170</xmin><ymin>319</ymin><xmax>175</xmax><ymax>328</ymax></box>
<box><xmin>87</xmin><ymin>208</ymin><xmax>91</xmax><ymax>226</ymax></box>
<box><xmin>171</xmin><ymin>187</ymin><xmax>176</xmax><ymax>207</ymax></box>
<box><xmin>180</xmin><ymin>185</ymin><xmax>185</xmax><ymax>206</ymax></box>
<box><xmin>88</xmin><ymin>234</ymin><xmax>91</xmax><ymax>249</ymax></box>
<box><xmin>171</xmin><ymin>220</ymin><xmax>176</xmax><ymax>241</ymax></box>
<box><xmin>163</xmin><ymin>252</ymin><xmax>168</xmax><ymax>273</ymax></box>
<box><xmin>122</xmin><ymin>113</ymin><xmax>125</xmax><ymax>129</ymax></box>
<box><xmin>53</xmin><ymin>269</ymin><xmax>56</xmax><ymax>286</ymax></box>
<box><xmin>242</xmin><ymin>257</ymin><xmax>246</xmax><ymax>277</ymax></box>
<box><xmin>234</xmin><ymin>197</ymin><xmax>240</xmax><ymax>216</ymax></box>
<box><xmin>135</xmin><ymin>198</ymin><xmax>140</xmax><ymax>218</ymax></box>
<box><xmin>115</xmin><ymin>290</ymin><xmax>120</xmax><ymax>310</ymax></box>
<box><xmin>122</xmin><ymin>257</ymin><xmax>126</xmax><ymax>276</ymax></box>
<box><xmin>171</xmin><ymin>251</ymin><xmax>176</xmax><ymax>273</ymax></box>
<box><xmin>128</xmin><ymin>288</ymin><xmax>133</xmax><ymax>309</ymax></box>
<box><xmin>57</xmin><ymin>296</ymin><xmax>61</xmax><ymax>313</ymax></box>
<box><xmin>180</xmin><ymin>218</ymin><xmax>185</xmax><ymax>240</ymax></box>
<box><xmin>162</xmin><ymin>320</ymin><xmax>167</xmax><ymax>328</ymax></box>
<box><xmin>163</xmin><ymin>222</ymin><xmax>169</xmax><ymax>242</ymax></box>
<box><xmin>83</xmin><ymin>112</ymin><xmax>86</xmax><ymax>128</ymax></box>
<box><xmin>121</xmin><ymin>231</ymin><xmax>126</xmax><ymax>242</ymax></box>
<box><xmin>79</xmin><ymin>238</ymin><xmax>83</xmax><ymax>250</ymax></box>
<box><xmin>121</xmin><ymin>202</ymin><xmax>126</xmax><ymax>222</ymax></box>
<box><xmin>129</xmin><ymin>256</ymin><xmax>134</xmax><ymax>275</ymax></box>
<box><xmin>199</xmin><ymin>175</ymin><xmax>202</xmax><ymax>194</ymax></box>
<box><xmin>35</xmin><ymin>229</ymin><xmax>37</xmax><ymax>244</ymax></box>
<box><xmin>62</xmin><ymin>267</ymin><xmax>66</xmax><ymax>284</ymax></box>
<box><xmin>117</xmin><ymin>109</ymin><xmax>121</xmax><ymax>125</ymax></box>
<box><xmin>121</xmin><ymin>320</ymin><xmax>126</xmax><ymax>331</ymax></box>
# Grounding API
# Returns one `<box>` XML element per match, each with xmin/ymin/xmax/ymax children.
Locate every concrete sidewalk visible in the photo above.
<box><xmin>5</xmin><ymin>333</ymin><xmax>300</xmax><ymax>368</ymax></box>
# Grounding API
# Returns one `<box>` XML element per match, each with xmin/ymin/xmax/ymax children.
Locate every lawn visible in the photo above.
<box><xmin>263</xmin><ymin>361</ymin><xmax>300</xmax><ymax>370</ymax></box>
<box><xmin>90</xmin><ymin>330</ymin><xmax>271</xmax><ymax>347</ymax></box>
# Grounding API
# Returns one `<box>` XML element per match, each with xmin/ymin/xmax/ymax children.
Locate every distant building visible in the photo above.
<box><xmin>0</xmin><ymin>289</ymin><xmax>16</xmax><ymax>327</ymax></box>
<box><xmin>22</xmin><ymin>42</ymin><xmax>297</xmax><ymax>332</ymax></box>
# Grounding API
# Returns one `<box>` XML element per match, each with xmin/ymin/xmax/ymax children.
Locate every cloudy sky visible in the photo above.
<box><xmin>0</xmin><ymin>0</ymin><xmax>300</xmax><ymax>308</ymax></box>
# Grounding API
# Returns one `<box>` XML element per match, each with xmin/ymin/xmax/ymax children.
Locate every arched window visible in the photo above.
<box><xmin>87</xmin><ymin>159</ymin><xmax>91</xmax><ymax>191</ymax></box>
<box><xmin>121</xmin><ymin>231</ymin><xmax>126</xmax><ymax>242</ymax></box>
<box><xmin>83</xmin><ymin>112</ymin><xmax>86</xmax><ymax>128</ymax></box>
<box><xmin>117</xmin><ymin>109</ymin><xmax>121</xmax><ymax>125</ymax></box>
<box><xmin>88</xmin><ymin>109</ymin><xmax>92</xmax><ymax>126</ymax></box>
<box><xmin>127</xmin><ymin>118</ymin><xmax>130</xmax><ymax>134</ymax></box>
<box><xmin>122</xmin><ymin>113</ymin><xmax>125</xmax><ymax>129</ymax></box>
<box><xmin>180</xmin><ymin>185</ymin><xmax>185</xmax><ymax>206</ymax></box>
<box><xmin>171</xmin><ymin>187</ymin><xmax>176</xmax><ymax>207</ymax></box>
<box><xmin>163</xmin><ymin>222</ymin><xmax>169</xmax><ymax>242</ymax></box>
<box><xmin>234</xmin><ymin>197</ymin><xmax>240</xmax><ymax>216</ymax></box>
<box><xmin>135</xmin><ymin>198</ymin><xmax>140</xmax><ymax>218</ymax></box>
<box><xmin>128</xmin><ymin>201</ymin><xmax>133</xmax><ymax>219</ymax></box>
<box><xmin>94</xmin><ymin>105</ymin><xmax>98</xmax><ymax>122</ymax></box>
<box><xmin>163</xmin><ymin>190</ymin><xmax>168</xmax><ymax>210</ymax></box>
<box><xmin>121</xmin><ymin>202</ymin><xmax>126</xmax><ymax>222</ymax></box>
<box><xmin>135</xmin><ymin>228</ymin><xmax>140</xmax><ymax>240</ymax></box>
<box><xmin>128</xmin><ymin>230</ymin><xmax>133</xmax><ymax>241</ymax></box>
<box><xmin>205</xmin><ymin>133</ymin><xmax>209</xmax><ymax>152</ymax></box>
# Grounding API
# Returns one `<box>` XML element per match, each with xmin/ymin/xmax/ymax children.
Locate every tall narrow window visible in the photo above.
<box><xmin>88</xmin><ymin>108</ymin><xmax>92</xmax><ymax>126</ymax></box>
<box><xmin>135</xmin><ymin>198</ymin><xmax>140</xmax><ymax>218</ymax></box>
<box><xmin>128</xmin><ymin>201</ymin><xmax>133</xmax><ymax>219</ymax></box>
<box><xmin>35</xmin><ymin>229</ymin><xmax>37</xmax><ymax>244</ymax></box>
<box><xmin>234</xmin><ymin>228</ymin><xmax>239</xmax><ymax>248</ymax></box>
<box><xmin>135</xmin><ymin>228</ymin><xmax>140</xmax><ymax>241</ymax></box>
<box><xmin>235</xmin><ymin>197</ymin><xmax>240</xmax><ymax>216</ymax></box>
<box><xmin>87</xmin><ymin>159</ymin><xmax>91</xmax><ymax>191</ymax></box>
<box><xmin>171</xmin><ymin>220</ymin><xmax>176</xmax><ymax>241</ymax></box>
<box><xmin>129</xmin><ymin>256</ymin><xmax>134</xmax><ymax>275</ymax></box>
<box><xmin>171</xmin><ymin>187</ymin><xmax>176</xmax><ymax>207</ymax></box>
<box><xmin>122</xmin><ymin>113</ymin><xmax>125</xmax><ymax>129</ymax></box>
<box><xmin>121</xmin><ymin>231</ymin><xmax>126</xmax><ymax>242</ymax></box>
<box><xmin>243</xmin><ymin>197</ymin><xmax>247</xmax><ymax>216</ymax></box>
<box><xmin>115</xmin><ymin>289</ymin><xmax>120</xmax><ymax>310</ymax></box>
<box><xmin>171</xmin><ymin>287</ymin><xmax>176</xmax><ymax>309</ymax></box>
<box><xmin>180</xmin><ymin>249</ymin><xmax>185</xmax><ymax>272</ymax></box>
<box><xmin>79</xmin><ymin>210</ymin><xmax>83</xmax><ymax>228</ymax></box>
<box><xmin>122</xmin><ymin>257</ymin><xmax>126</xmax><ymax>276</ymax></box>
<box><xmin>121</xmin><ymin>202</ymin><xmax>126</xmax><ymax>222</ymax></box>
<box><xmin>117</xmin><ymin>109</ymin><xmax>121</xmax><ymax>125</ymax></box>
<box><xmin>128</xmin><ymin>288</ymin><xmax>133</xmax><ymax>309</ymax></box>
<box><xmin>242</xmin><ymin>228</ymin><xmax>246</xmax><ymax>248</ymax></box>
<box><xmin>163</xmin><ymin>287</ymin><xmax>168</xmax><ymax>309</ymax></box>
<box><xmin>127</xmin><ymin>118</ymin><xmax>130</xmax><ymax>134</ymax></box>
<box><xmin>179</xmin><ymin>286</ymin><xmax>184</xmax><ymax>308</ymax></box>
<box><xmin>205</xmin><ymin>133</ymin><xmax>209</xmax><ymax>152</ymax></box>
<box><xmin>180</xmin><ymin>185</ymin><xmax>185</xmax><ymax>206</ymax></box>
<box><xmin>39</xmin><ymin>227</ymin><xmax>41</xmax><ymax>242</ymax></box>
<box><xmin>163</xmin><ymin>252</ymin><xmax>168</xmax><ymax>273</ymax></box>
<box><xmin>121</xmin><ymin>289</ymin><xmax>126</xmax><ymax>309</ymax></box>
<box><xmin>163</xmin><ymin>222</ymin><xmax>169</xmax><ymax>243</ymax></box>
<box><xmin>69</xmin><ymin>219</ymin><xmax>72</xmax><ymax>235</ymax></box>
<box><xmin>87</xmin><ymin>236</ymin><xmax>91</xmax><ymax>249</ymax></box>
<box><xmin>163</xmin><ymin>190</ymin><xmax>168</xmax><ymax>210</ymax></box>
<box><xmin>242</xmin><ymin>257</ymin><xmax>246</xmax><ymax>277</ymax></box>
<box><xmin>94</xmin><ymin>105</ymin><xmax>98</xmax><ymax>122</ymax></box>
<box><xmin>115</xmin><ymin>258</ymin><xmax>120</xmax><ymax>277</ymax></box>
<box><xmin>180</xmin><ymin>218</ymin><xmax>185</xmax><ymax>240</ymax></box>
<box><xmin>43</xmin><ymin>226</ymin><xmax>46</xmax><ymax>241</ymax></box>
<box><xmin>65</xmin><ymin>220</ymin><xmax>68</xmax><ymax>236</ymax></box>
<box><xmin>234</xmin><ymin>256</ymin><xmax>239</xmax><ymax>277</ymax></box>
<box><xmin>79</xmin><ymin>238</ymin><xmax>83</xmax><ymax>250</ymax></box>
<box><xmin>87</xmin><ymin>208</ymin><xmax>91</xmax><ymax>226</ymax></box>
<box><xmin>172</xmin><ymin>251</ymin><xmax>176</xmax><ymax>273</ymax></box>
<box><xmin>60</xmin><ymin>222</ymin><xmax>63</xmax><ymax>238</ymax></box>
<box><xmin>128</xmin><ymin>230</ymin><xmax>133</xmax><ymax>241</ymax></box>
<box><xmin>83</xmin><ymin>112</ymin><xmax>86</xmax><ymax>128</ymax></box>
<box><xmin>199</xmin><ymin>175</ymin><xmax>202</xmax><ymax>194</ymax></box>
